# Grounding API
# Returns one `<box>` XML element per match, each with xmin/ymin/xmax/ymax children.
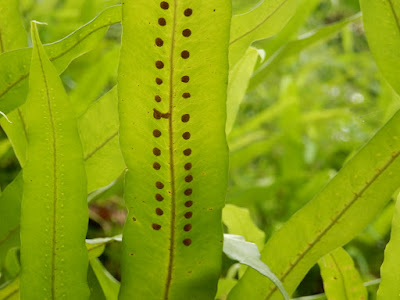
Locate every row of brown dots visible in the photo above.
<box><xmin>180</xmin><ymin>5</ymin><xmax>193</xmax><ymax>247</ymax></box>
<box><xmin>151</xmin><ymin>1</ymin><xmax>171</xmax><ymax>232</ymax></box>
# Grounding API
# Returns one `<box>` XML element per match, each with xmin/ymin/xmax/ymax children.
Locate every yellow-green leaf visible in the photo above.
<box><xmin>319</xmin><ymin>247</ymin><xmax>367</xmax><ymax>300</ymax></box>
<box><xmin>118</xmin><ymin>1</ymin><xmax>231</xmax><ymax>299</ymax></box>
<box><xmin>20</xmin><ymin>22</ymin><xmax>89</xmax><ymax>299</ymax></box>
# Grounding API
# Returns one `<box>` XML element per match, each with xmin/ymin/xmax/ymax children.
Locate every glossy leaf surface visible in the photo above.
<box><xmin>118</xmin><ymin>1</ymin><xmax>230</xmax><ymax>299</ymax></box>
<box><xmin>20</xmin><ymin>22</ymin><xmax>89</xmax><ymax>299</ymax></box>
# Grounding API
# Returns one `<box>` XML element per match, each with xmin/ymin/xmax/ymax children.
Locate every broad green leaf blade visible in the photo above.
<box><xmin>229</xmin><ymin>0</ymin><xmax>297</xmax><ymax>67</ymax></box>
<box><xmin>223</xmin><ymin>234</ymin><xmax>289</xmax><ymax>300</ymax></box>
<box><xmin>228</xmin><ymin>109</ymin><xmax>400</xmax><ymax>300</ymax></box>
<box><xmin>248</xmin><ymin>13</ymin><xmax>362</xmax><ymax>90</ymax></box>
<box><xmin>78</xmin><ymin>87</ymin><xmax>125</xmax><ymax>193</ymax></box>
<box><xmin>0</xmin><ymin>5</ymin><xmax>121</xmax><ymax>115</ymax></box>
<box><xmin>0</xmin><ymin>174</ymin><xmax>23</xmax><ymax>269</ymax></box>
<box><xmin>318</xmin><ymin>247</ymin><xmax>367</xmax><ymax>300</ymax></box>
<box><xmin>90</xmin><ymin>258</ymin><xmax>120</xmax><ymax>300</ymax></box>
<box><xmin>222</xmin><ymin>204</ymin><xmax>265</xmax><ymax>250</ymax></box>
<box><xmin>0</xmin><ymin>277</ymin><xmax>19</xmax><ymax>300</ymax></box>
<box><xmin>377</xmin><ymin>195</ymin><xmax>400</xmax><ymax>299</ymax></box>
<box><xmin>360</xmin><ymin>0</ymin><xmax>400</xmax><ymax>95</ymax></box>
<box><xmin>118</xmin><ymin>1</ymin><xmax>231</xmax><ymax>299</ymax></box>
<box><xmin>0</xmin><ymin>0</ymin><xmax>26</xmax><ymax>53</ymax></box>
<box><xmin>71</xmin><ymin>46</ymin><xmax>120</xmax><ymax>117</ymax></box>
<box><xmin>226</xmin><ymin>47</ymin><xmax>259</xmax><ymax>135</ymax></box>
<box><xmin>20</xmin><ymin>22</ymin><xmax>89</xmax><ymax>299</ymax></box>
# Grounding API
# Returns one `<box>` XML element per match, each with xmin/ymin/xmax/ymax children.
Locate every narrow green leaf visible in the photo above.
<box><xmin>78</xmin><ymin>87</ymin><xmax>125</xmax><ymax>193</ymax></box>
<box><xmin>0</xmin><ymin>5</ymin><xmax>121</xmax><ymax>115</ymax></box>
<box><xmin>20</xmin><ymin>22</ymin><xmax>89</xmax><ymax>299</ymax></box>
<box><xmin>90</xmin><ymin>258</ymin><xmax>120</xmax><ymax>300</ymax></box>
<box><xmin>377</xmin><ymin>195</ymin><xmax>400</xmax><ymax>299</ymax></box>
<box><xmin>0</xmin><ymin>238</ymin><xmax>121</xmax><ymax>299</ymax></box>
<box><xmin>118</xmin><ymin>1</ymin><xmax>231</xmax><ymax>299</ymax></box>
<box><xmin>0</xmin><ymin>277</ymin><xmax>20</xmax><ymax>300</ymax></box>
<box><xmin>0</xmin><ymin>174</ymin><xmax>22</xmax><ymax>269</ymax></box>
<box><xmin>226</xmin><ymin>47</ymin><xmax>259</xmax><ymax>135</ymax></box>
<box><xmin>0</xmin><ymin>0</ymin><xmax>29</xmax><ymax>167</ymax></box>
<box><xmin>248</xmin><ymin>13</ymin><xmax>361</xmax><ymax>90</ymax></box>
<box><xmin>318</xmin><ymin>247</ymin><xmax>367</xmax><ymax>300</ymax></box>
<box><xmin>222</xmin><ymin>204</ymin><xmax>265</xmax><ymax>251</ymax></box>
<box><xmin>360</xmin><ymin>0</ymin><xmax>400</xmax><ymax>95</ymax></box>
<box><xmin>223</xmin><ymin>234</ymin><xmax>289</xmax><ymax>300</ymax></box>
<box><xmin>229</xmin><ymin>0</ymin><xmax>298</xmax><ymax>67</ymax></box>
<box><xmin>228</xmin><ymin>109</ymin><xmax>400</xmax><ymax>300</ymax></box>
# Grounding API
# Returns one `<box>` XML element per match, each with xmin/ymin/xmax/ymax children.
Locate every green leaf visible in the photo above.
<box><xmin>0</xmin><ymin>5</ymin><xmax>121</xmax><ymax>115</ymax></box>
<box><xmin>360</xmin><ymin>0</ymin><xmax>400</xmax><ymax>95</ymax></box>
<box><xmin>377</xmin><ymin>195</ymin><xmax>400</xmax><ymax>299</ymax></box>
<box><xmin>20</xmin><ymin>22</ymin><xmax>89</xmax><ymax>299</ymax></box>
<box><xmin>118</xmin><ymin>1</ymin><xmax>231</xmax><ymax>299</ymax></box>
<box><xmin>318</xmin><ymin>247</ymin><xmax>367</xmax><ymax>300</ymax></box>
<box><xmin>0</xmin><ymin>238</ymin><xmax>121</xmax><ymax>298</ymax></box>
<box><xmin>0</xmin><ymin>0</ymin><xmax>29</xmax><ymax>167</ymax></box>
<box><xmin>228</xmin><ymin>109</ymin><xmax>400</xmax><ymax>300</ymax></box>
<box><xmin>229</xmin><ymin>0</ymin><xmax>298</xmax><ymax>67</ymax></box>
<box><xmin>3</xmin><ymin>248</ymin><xmax>21</xmax><ymax>281</ymax></box>
<box><xmin>0</xmin><ymin>174</ymin><xmax>23</xmax><ymax>269</ymax></box>
<box><xmin>71</xmin><ymin>46</ymin><xmax>120</xmax><ymax>117</ymax></box>
<box><xmin>78</xmin><ymin>86</ymin><xmax>125</xmax><ymax>193</ymax></box>
<box><xmin>90</xmin><ymin>258</ymin><xmax>120</xmax><ymax>300</ymax></box>
<box><xmin>226</xmin><ymin>47</ymin><xmax>259</xmax><ymax>135</ymax></box>
<box><xmin>223</xmin><ymin>234</ymin><xmax>289</xmax><ymax>300</ymax></box>
<box><xmin>0</xmin><ymin>0</ymin><xmax>26</xmax><ymax>54</ymax></box>
<box><xmin>222</xmin><ymin>204</ymin><xmax>265</xmax><ymax>251</ymax></box>
<box><xmin>232</xmin><ymin>0</ymin><xmax>263</xmax><ymax>16</ymax></box>
<box><xmin>248</xmin><ymin>13</ymin><xmax>362</xmax><ymax>90</ymax></box>
<box><xmin>0</xmin><ymin>277</ymin><xmax>19</xmax><ymax>300</ymax></box>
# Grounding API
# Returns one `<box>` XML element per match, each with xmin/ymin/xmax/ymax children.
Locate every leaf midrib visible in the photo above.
<box><xmin>34</xmin><ymin>32</ymin><xmax>58</xmax><ymax>300</ymax></box>
<box><xmin>164</xmin><ymin>1</ymin><xmax>178</xmax><ymax>299</ymax></box>
<box><xmin>265</xmin><ymin>149</ymin><xmax>400</xmax><ymax>299</ymax></box>
<box><xmin>330</xmin><ymin>254</ymin><xmax>350</xmax><ymax>299</ymax></box>
<box><xmin>229</xmin><ymin>0</ymin><xmax>289</xmax><ymax>46</ymax></box>
<box><xmin>386</xmin><ymin>0</ymin><xmax>400</xmax><ymax>35</ymax></box>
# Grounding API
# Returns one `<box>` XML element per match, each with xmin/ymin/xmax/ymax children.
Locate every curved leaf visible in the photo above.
<box><xmin>318</xmin><ymin>247</ymin><xmax>367</xmax><ymax>300</ymax></box>
<box><xmin>228</xmin><ymin>109</ymin><xmax>400</xmax><ymax>300</ymax></box>
<box><xmin>0</xmin><ymin>0</ymin><xmax>26</xmax><ymax>54</ymax></box>
<box><xmin>0</xmin><ymin>5</ymin><xmax>121</xmax><ymax>115</ymax></box>
<box><xmin>118</xmin><ymin>1</ymin><xmax>231</xmax><ymax>299</ymax></box>
<box><xmin>248</xmin><ymin>13</ymin><xmax>361</xmax><ymax>90</ymax></box>
<box><xmin>78</xmin><ymin>87</ymin><xmax>125</xmax><ymax>193</ymax></box>
<box><xmin>223</xmin><ymin>234</ymin><xmax>289</xmax><ymax>300</ymax></box>
<box><xmin>229</xmin><ymin>0</ymin><xmax>298</xmax><ymax>67</ymax></box>
<box><xmin>377</xmin><ymin>195</ymin><xmax>400</xmax><ymax>299</ymax></box>
<box><xmin>20</xmin><ymin>22</ymin><xmax>89</xmax><ymax>299</ymax></box>
<box><xmin>0</xmin><ymin>174</ymin><xmax>23</xmax><ymax>269</ymax></box>
<box><xmin>226</xmin><ymin>47</ymin><xmax>259</xmax><ymax>135</ymax></box>
<box><xmin>360</xmin><ymin>0</ymin><xmax>400</xmax><ymax>95</ymax></box>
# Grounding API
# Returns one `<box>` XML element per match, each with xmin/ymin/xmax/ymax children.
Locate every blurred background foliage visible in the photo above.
<box><xmin>1</xmin><ymin>0</ymin><xmax>399</xmax><ymax>298</ymax></box>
